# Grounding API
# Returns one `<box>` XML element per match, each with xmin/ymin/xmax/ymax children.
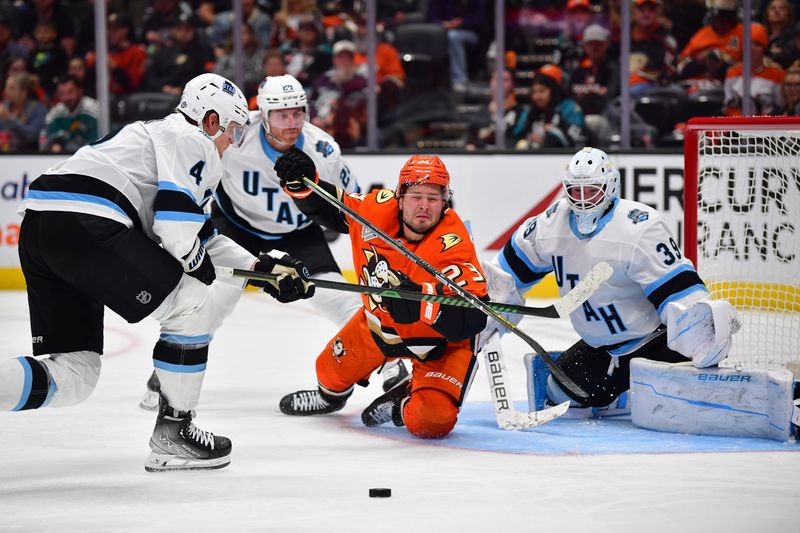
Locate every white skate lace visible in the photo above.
<box><xmin>294</xmin><ymin>390</ymin><xmax>329</xmax><ymax>411</ymax></box>
<box><xmin>185</xmin><ymin>421</ymin><xmax>215</xmax><ymax>450</ymax></box>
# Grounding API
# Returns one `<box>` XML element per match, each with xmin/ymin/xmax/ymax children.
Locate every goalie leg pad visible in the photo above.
<box><xmin>630</xmin><ymin>359</ymin><xmax>795</xmax><ymax>441</ymax></box>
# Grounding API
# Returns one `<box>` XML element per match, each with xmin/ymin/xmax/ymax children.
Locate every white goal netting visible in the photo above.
<box><xmin>692</xmin><ymin>124</ymin><xmax>800</xmax><ymax>369</ymax></box>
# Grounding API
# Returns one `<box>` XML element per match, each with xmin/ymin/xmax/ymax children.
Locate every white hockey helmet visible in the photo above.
<box><xmin>562</xmin><ymin>147</ymin><xmax>620</xmax><ymax>235</ymax></box>
<box><xmin>256</xmin><ymin>75</ymin><xmax>308</xmax><ymax>136</ymax></box>
<box><xmin>178</xmin><ymin>73</ymin><xmax>250</xmax><ymax>147</ymax></box>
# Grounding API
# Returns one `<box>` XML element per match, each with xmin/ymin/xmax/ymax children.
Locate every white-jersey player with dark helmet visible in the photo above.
<box><xmin>139</xmin><ymin>74</ymin><xmax>406</xmax><ymax>410</ymax></box>
<box><xmin>482</xmin><ymin>147</ymin><xmax>742</xmax><ymax>417</ymax></box>
<box><xmin>1</xmin><ymin>73</ymin><xmax>315</xmax><ymax>472</ymax></box>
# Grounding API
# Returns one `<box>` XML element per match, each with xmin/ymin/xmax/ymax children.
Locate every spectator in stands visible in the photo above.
<box><xmin>145</xmin><ymin>13</ymin><xmax>214</xmax><ymax>96</ymax></box>
<box><xmin>282</xmin><ymin>15</ymin><xmax>331</xmax><ymax>88</ymax></box>
<box><xmin>209</xmin><ymin>0</ymin><xmax>272</xmax><ymax>52</ymax></box>
<box><xmin>0</xmin><ymin>72</ymin><xmax>46</xmax><ymax>152</ymax></box>
<box><xmin>428</xmin><ymin>0</ymin><xmax>485</xmax><ymax>91</ymax></box>
<box><xmin>15</xmin><ymin>0</ymin><xmax>76</xmax><ymax>58</ymax></box>
<box><xmin>247</xmin><ymin>50</ymin><xmax>288</xmax><ymax>109</ymax></box>
<box><xmin>764</xmin><ymin>0</ymin><xmax>798</xmax><ymax>68</ymax></box>
<box><xmin>514</xmin><ymin>64</ymin><xmax>588</xmax><ymax>150</ymax></box>
<box><xmin>568</xmin><ymin>24</ymin><xmax>619</xmax><ymax>146</ymax></box>
<box><xmin>307</xmin><ymin>39</ymin><xmax>366</xmax><ymax>133</ymax></box>
<box><xmin>678</xmin><ymin>0</ymin><xmax>743</xmax><ymax>84</ymax></box>
<box><xmin>466</xmin><ymin>67</ymin><xmax>526</xmax><ymax>150</ymax></box>
<box><xmin>68</xmin><ymin>56</ymin><xmax>93</xmax><ymax>98</ymax></box>
<box><xmin>271</xmin><ymin>0</ymin><xmax>321</xmax><ymax>48</ymax></box>
<box><xmin>140</xmin><ymin>0</ymin><xmax>194</xmax><ymax>52</ymax></box>
<box><xmin>85</xmin><ymin>13</ymin><xmax>147</xmax><ymax>97</ymax></box>
<box><xmin>41</xmin><ymin>74</ymin><xmax>98</xmax><ymax>153</ymax></box>
<box><xmin>29</xmin><ymin>19</ymin><xmax>67</xmax><ymax>101</ymax></box>
<box><xmin>663</xmin><ymin>0</ymin><xmax>707</xmax><ymax>52</ymax></box>
<box><xmin>213</xmin><ymin>22</ymin><xmax>266</xmax><ymax>96</ymax></box>
<box><xmin>330</xmin><ymin>90</ymin><xmax>367</xmax><ymax>149</ymax></box>
<box><xmin>723</xmin><ymin>23</ymin><xmax>785</xmax><ymax>116</ymax></box>
<box><xmin>776</xmin><ymin>67</ymin><xmax>800</xmax><ymax>115</ymax></box>
<box><xmin>559</xmin><ymin>0</ymin><xmax>599</xmax><ymax>73</ymax></box>
<box><xmin>630</xmin><ymin>0</ymin><xmax>678</xmax><ymax>97</ymax></box>
<box><xmin>352</xmin><ymin>14</ymin><xmax>405</xmax><ymax>118</ymax></box>
<box><xmin>0</xmin><ymin>13</ymin><xmax>28</xmax><ymax>85</ymax></box>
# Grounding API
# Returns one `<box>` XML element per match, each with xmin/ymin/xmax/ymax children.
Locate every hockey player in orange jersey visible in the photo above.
<box><xmin>275</xmin><ymin>150</ymin><xmax>489</xmax><ymax>438</ymax></box>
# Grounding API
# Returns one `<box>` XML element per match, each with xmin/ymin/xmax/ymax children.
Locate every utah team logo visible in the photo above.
<box><xmin>627</xmin><ymin>209</ymin><xmax>649</xmax><ymax>224</ymax></box>
<box><xmin>438</xmin><ymin>233</ymin><xmax>462</xmax><ymax>252</ymax></box>
<box><xmin>222</xmin><ymin>81</ymin><xmax>236</xmax><ymax>95</ymax></box>
<box><xmin>136</xmin><ymin>291</ymin><xmax>152</xmax><ymax>304</ymax></box>
<box><xmin>331</xmin><ymin>337</ymin><xmax>346</xmax><ymax>363</ymax></box>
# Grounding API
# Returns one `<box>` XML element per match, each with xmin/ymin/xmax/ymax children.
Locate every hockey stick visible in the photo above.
<box><xmin>217</xmin><ymin>265</ymin><xmax>610</xmax><ymax>319</ymax></box>
<box><xmin>481</xmin><ymin>331</ymin><xmax>570</xmax><ymax>429</ymax></box>
<box><xmin>301</xmin><ymin>177</ymin><xmax>599</xmax><ymax>399</ymax></box>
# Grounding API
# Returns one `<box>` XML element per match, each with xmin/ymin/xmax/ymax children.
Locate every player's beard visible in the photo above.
<box><xmin>400</xmin><ymin>210</ymin><xmax>440</xmax><ymax>239</ymax></box>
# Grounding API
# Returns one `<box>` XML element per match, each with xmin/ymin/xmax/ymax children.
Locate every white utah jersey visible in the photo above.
<box><xmin>213</xmin><ymin>114</ymin><xmax>358</xmax><ymax>238</ymax></box>
<box><xmin>20</xmin><ymin>113</ymin><xmax>222</xmax><ymax>262</ymax></box>
<box><xmin>497</xmin><ymin>198</ymin><xmax>708</xmax><ymax>351</ymax></box>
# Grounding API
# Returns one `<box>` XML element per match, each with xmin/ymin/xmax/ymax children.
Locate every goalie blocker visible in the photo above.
<box><xmin>630</xmin><ymin>359</ymin><xmax>799</xmax><ymax>442</ymax></box>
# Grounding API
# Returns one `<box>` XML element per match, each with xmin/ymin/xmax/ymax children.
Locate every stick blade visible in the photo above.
<box><xmin>496</xmin><ymin>401</ymin><xmax>570</xmax><ymax>430</ymax></box>
<box><xmin>552</xmin><ymin>261</ymin><xmax>613</xmax><ymax>317</ymax></box>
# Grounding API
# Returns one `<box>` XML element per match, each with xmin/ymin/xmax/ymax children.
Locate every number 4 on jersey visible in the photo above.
<box><xmin>190</xmin><ymin>161</ymin><xmax>206</xmax><ymax>186</ymax></box>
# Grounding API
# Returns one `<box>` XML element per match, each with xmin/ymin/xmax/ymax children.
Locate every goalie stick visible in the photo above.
<box><xmin>481</xmin><ymin>331</ymin><xmax>570</xmax><ymax>429</ymax></box>
<box><xmin>301</xmin><ymin>177</ymin><xmax>600</xmax><ymax>400</ymax></box>
<box><xmin>217</xmin><ymin>264</ymin><xmax>612</xmax><ymax>319</ymax></box>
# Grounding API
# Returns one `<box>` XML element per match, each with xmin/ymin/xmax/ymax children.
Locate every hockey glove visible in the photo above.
<box><xmin>274</xmin><ymin>147</ymin><xmax>316</xmax><ymax>192</ymax></box>
<box><xmin>381</xmin><ymin>271</ymin><xmax>423</xmax><ymax>324</ymax></box>
<box><xmin>251</xmin><ymin>250</ymin><xmax>315</xmax><ymax>303</ymax></box>
<box><xmin>181</xmin><ymin>238</ymin><xmax>215</xmax><ymax>285</ymax></box>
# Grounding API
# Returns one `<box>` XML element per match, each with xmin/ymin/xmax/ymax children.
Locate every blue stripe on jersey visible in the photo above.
<box><xmin>159</xmin><ymin>333</ymin><xmax>212</xmax><ymax>345</ymax></box>
<box><xmin>212</xmin><ymin>191</ymin><xmax>286</xmax><ymax>240</ymax></box>
<box><xmin>24</xmin><ymin>190</ymin><xmax>131</xmax><ymax>220</ymax></box>
<box><xmin>568</xmin><ymin>198</ymin><xmax>619</xmax><ymax>240</ymax></box>
<box><xmin>153</xmin><ymin>211</ymin><xmax>206</xmax><ymax>223</ymax></box>
<box><xmin>643</xmin><ymin>264</ymin><xmax>697</xmax><ymax>297</ymax></box>
<box><xmin>607</xmin><ymin>336</ymin><xmax>645</xmax><ymax>356</ymax></box>
<box><xmin>157</xmin><ymin>180</ymin><xmax>197</xmax><ymax>202</ymax></box>
<box><xmin>656</xmin><ymin>285</ymin><xmax>708</xmax><ymax>316</ymax></box>
<box><xmin>259</xmin><ymin>124</ymin><xmax>306</xmax><ymax>162</ymax></box>
<box><xmin>153</xmin><ymin>360</ymin><xmax>207</xmax><ymax>373</ymax></box>
<box><xmin>499</xmin><ymin>238</ymin><xmax>550</xmax><ymax>289</ymax></box>
<box><xmin>11</xmin><ymin>357</ymin><xmax>33</xmax><ymax>412</ymax></box>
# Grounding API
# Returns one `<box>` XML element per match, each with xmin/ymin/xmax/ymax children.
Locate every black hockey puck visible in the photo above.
<box><xmin>369</xmin><ymin>488</ymin><xmax>392</xmax><ymax>498</ymax></box>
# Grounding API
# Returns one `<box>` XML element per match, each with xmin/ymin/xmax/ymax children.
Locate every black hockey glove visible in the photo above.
<box><xmin>382</xmin><ymin>271</ymin><xmax>423</xmax><ymax>324</ymax></box>
<box><xmin>251</xmin><ymin>250</ymin><xmax>315</xmax><ymax>303</ymax></box>
<box><xmin>181</xmin><ymin>239</ymin><xmax>215</xmax><ymax>285</ymax></box>
<box><xmin>274</xmin><ymin>147</ymin><xmax>316</xmax><ymax>192</ymax></box>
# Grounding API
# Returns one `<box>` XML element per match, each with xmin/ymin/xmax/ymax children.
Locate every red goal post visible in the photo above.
<box><xmin>683</xmin><ymin>116</ymin><xmax>800</xmax><ymax>369</ymax></box>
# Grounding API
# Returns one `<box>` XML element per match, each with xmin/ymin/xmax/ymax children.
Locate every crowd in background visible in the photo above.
<box><xmin>0</xmin><ymin>0</ymin><xmax>798</xmax><ymax>154</ymax></box>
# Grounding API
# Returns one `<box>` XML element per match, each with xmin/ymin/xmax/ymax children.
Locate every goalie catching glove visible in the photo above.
<box><xmin>665</xmin><ymin>299</ymin><xmax>742</xmax><ymax>368</ymax></box>
<box><xmin>251</xmin><ymin>250</ymin><xmax>315</xmax><ymax>303</ymax></box>
<box><xmin>274</xmin><ymin>147</ymin><xmax>317</xmax><ymax>195</ymax></box>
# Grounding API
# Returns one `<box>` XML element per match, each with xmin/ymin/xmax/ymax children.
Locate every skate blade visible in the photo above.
<box><xmin>139</xmin><ymin>390</ymin><xmax>160</xmax><ymax>411</ymax></box>
<box><xmin>144</xmin><ymin>452</ymin><xmax>230</xmax><ymax>472</ymax></box>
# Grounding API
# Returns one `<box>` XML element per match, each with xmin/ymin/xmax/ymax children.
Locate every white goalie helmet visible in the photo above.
<box><xmin>178</xmin><ymin>73</ymin><xmax>250</xmax><ymax>147</ymax></box>
<box><xmin>257</xmin><ymin>74</ymin><xmax>308</xmax><ymax>133</ymax></box>
<box><xmin>563</xmin><ymin>147</ymin><xmax>620</xmax><ymax>235</ymax></box>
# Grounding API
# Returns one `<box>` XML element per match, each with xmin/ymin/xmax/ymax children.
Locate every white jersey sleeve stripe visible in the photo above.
<box><xmin>157</xmin><ymin>180</ymin><xmax>197</xmax><ymax>203</ymax></box>
<box><xmin>643</xmin><ymin>264</ymin><xmax>698</xmax><ymax>297</ymax></box>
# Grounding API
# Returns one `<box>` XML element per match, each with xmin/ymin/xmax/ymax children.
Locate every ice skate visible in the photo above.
<box><xmin>279</xmin><ymin>388</ymin><xmax>348</xmax><ymax>416</ymax></box>
<box><xmin>144</xmin><ymin>395</ymin><xmax>231</xmax><ymax>472</ymax></box>
<box><xmin>361</xmin><ymin>374</ymin><xmax>411</xmax><ymax>427</ymax></box>
<box><xmin>381</xmin><ymin>358</ymin><xmax>409</xmax><ymax>393</ymax></box>
<box><xmin>138</xmin><ymin>371</ymin><xmax>160</xmax><ymax>411</ymax></box>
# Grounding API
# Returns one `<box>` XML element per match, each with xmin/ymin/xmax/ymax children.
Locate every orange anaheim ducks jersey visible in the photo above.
<box><xmin>344</xmin><ymin>188</ymin><xmax>488</xmax><ymax>360</ymax></box>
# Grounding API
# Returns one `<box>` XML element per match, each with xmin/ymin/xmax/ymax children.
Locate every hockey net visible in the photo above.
<box><xmin>684</xmin><ymin>117</ymin><xmax>800</xmax><ymax>370</ymax></box>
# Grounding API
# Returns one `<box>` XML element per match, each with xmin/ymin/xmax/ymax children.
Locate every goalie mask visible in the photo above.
<box><xmin>563</xmin><ymin>147</ymin><xmax>619</xmax><ymax>235</ymax></box>
<box><xmin>179</xmin><ymin>73</ymin><xmax>250</xmax><ymax>147</ymax></box>
<box><xmin>256</xmin><ymin>74</ymin><xmax>308</xmax><ymax>146</ymax></box>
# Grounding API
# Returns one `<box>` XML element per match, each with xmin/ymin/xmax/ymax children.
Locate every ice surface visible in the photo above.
<box><xmin>1</xmin><ymin>291</ymin><xmax>798</xmax><ymax>532</ymax></box>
